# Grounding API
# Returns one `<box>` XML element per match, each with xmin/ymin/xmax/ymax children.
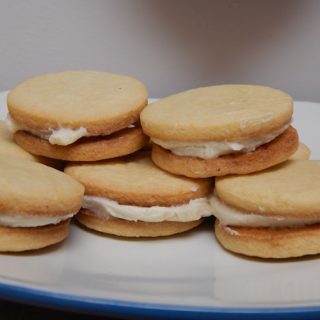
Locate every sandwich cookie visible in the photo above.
<box><xmin>141</xmin><ymin>85</ymin><xmax>298</xmax><ymax>178</ymax></box>
<box><xmin>7</xmin><ymin>71</ymin><xmax>148</xmax><ymax>161</ymax></box>
<box><xmin>0</xmin><ymin>156</ymin><xmax>84</xmax><ymax>251</ymax></box>
<box><xmin>289</xmin><ymin>142</ymin><xmax>310</xmax><ymax>160</ymax></box>
<box><xmin>0</xmin><ymin>120</ymin><xmax>63</xmax><ymax>169</ymax></box>
<box><xmin>65</xmin><ymin>154</ymin><xmax>212</xmax><ymax>237</ymax></box>
<box><xmin>212</xmin><ymin>160</ymin><xmax>320</xmax><ymax>258</ymax></box>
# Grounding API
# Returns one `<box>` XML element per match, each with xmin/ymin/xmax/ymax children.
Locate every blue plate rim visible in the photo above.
<box><xmin>1</xmin><ymin>281</ymin><xmax>320</xmax><ymax>319</ymax></box>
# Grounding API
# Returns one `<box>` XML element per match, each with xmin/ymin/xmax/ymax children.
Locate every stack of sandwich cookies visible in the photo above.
<box><xmin>0</xmin><ymin>156</ymin><xmax>84</xmax><ymax>252</ymax></box>
<box><xmin>65</xmin><ymin>154</ymin><xmax>212</xmax><ymax>237</ymax></box>
<box><xmin>7</xmin><ymin>71</ymin><xmax>148</xmax><ymax>161</ymax></box>
<box><xmin>141</xmin><ymin>85</ymin><xmax>299</xmax><ymax>178</ymax></box>
<box><xmin>0</xmin><ymin>120</ymin><xmax>63</xmax><ymax>169</ymax></box>
<box><xmin>213</xmin><ymin>160</ymin><xmax>320</xmax><ymax>258</ymax></box>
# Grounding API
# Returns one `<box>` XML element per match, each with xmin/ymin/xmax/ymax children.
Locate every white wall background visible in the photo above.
<box><xmin>0</xmin><ymin>0</ymin><xmax>319</xmax><ymax>101</ymax></box>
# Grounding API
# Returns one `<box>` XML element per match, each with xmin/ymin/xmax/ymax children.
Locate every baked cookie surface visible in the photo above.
<box><xmin>65</xmin><ymin>153</ymin><xmax>212</xmax><ymax>237</ymax></box>
<box><xmin>0</xmin><ymin>220</ymin><xmax>70</xmax><ymax>252</ymax></box>
<box><xmin>0</xmin><ymin>121</ymin><xmax>63</xmax><ymax>168</ymax></box>
<box><xmin>65</xmin><ymin>154</ymin><xmax>211</xmax><ymax>206</ymax></box>
<box><xmin>0</xmin><ymin>121</ymin><xmax>35</xmax><ymax>161</ymax></box>
<box><xmin>216</xmin><ymin>160</ymin><xmax>320</xmax><ymax>218</ymax></box>
<box><xmin>141</xmin><ymin>85</ymin><xmax>297</xmax><ymax>177</ymax></box>
<box><xmin>0</xmin><ymin>156</ymin><xmax>84</xmax><ymax>251</ymax></box>
<box><xmin>213</xmin><ymin>160</ymin><xmax>320</xmax><ymax>258</ymax></box>
<box><xmin>8</xmin><ymin>70</ymin><xmax>148</xmax><ymax>134</ymax></box>
<box><xmin>7</xmin><ymin>71</ymin><xmax>148</xmax><ymax>161</ymax></box>
<box><xmin>215</xmin><ymin>220</ymin><xmax>320</xmax><ymax>259</ymax></box>
<box><xmin>141</xmin><ymin>84</ymin><xmax>293</xmax><ymax>141</ymax></box>
<box><xmin>0</xmin><ymin>156</ymin><xmax>84</xmax><ymax>216</ymax></box>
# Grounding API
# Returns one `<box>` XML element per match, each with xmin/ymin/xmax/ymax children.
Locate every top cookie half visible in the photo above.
<box><xmin>0</xmin><ymin>156</ymin><xmax>84</xmax><ymax>217</ymax></box>
<box><xmin>141</xmin><ymin>85</ymin><xmax>293</xmax><ymax>141</ymax></box>
<box><xmin>7</xmin><ymin>71</ymin><xmax>148</xmax><ymax>135</ymax></box>
<box><xmin>65</xmin><ymin>154</ymin><xmax>211</xmax><ymax>207</ymax></box>
<box><xmin>215</xmin><ymin>160</ymin><xmax>320</xmax><ymax>218</ymax></box>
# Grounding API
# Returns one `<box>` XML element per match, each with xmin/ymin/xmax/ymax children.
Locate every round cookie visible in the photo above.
<box><xmin>65</xmin><ymin>153</ymin><xmax>212</xmax><ymax>237</ymax></box>
<box><xmin>215</xmin><ymin>220</ymin><xmax>320</xmax><ymax>259</ymax></box>
<box><xmin>0</xmin><ymin>221</ymin><xmax>70</xmax><ymax>252</ymax></box>
<box><xmin>0</xmin><ymin>156</ymin><xmax>84</xmax><ymax>252</ymax></box>
<box><xmin>0</xmin><ymin>121</ymin><xmax>63</xmax><ymax>169</ymax></box>
<box><xmin>141</xmin><ymin>85</ymin><xmax>293</xmax><ymax>141</ymax></box>
<box><xmin>289</xmin><ymin>142</ymin><xmax>311</xmax><ymax>160</ymax></box>
<box><xmin>141</xmin><ymin>85</ymin><xmax>298</xmax><ymax>177</ymax></box>
<box><xmin>8</xmin><ymin>71</ymin><xmax>148</xmax><ymax>133</ymax></box>
<box><xmin>213</xmin><ymin>160</ymin><xmax>320</xmax><ymax>258</ymax></box>
<box><xmin>216</xmin><ymin>160</ymin><xmax>320</xmax><ymax>217</ymax></box>
<box><xmin>7</xmin><ymin>71</ymin><xmax>148</xmax><ymax>161</ymax></box>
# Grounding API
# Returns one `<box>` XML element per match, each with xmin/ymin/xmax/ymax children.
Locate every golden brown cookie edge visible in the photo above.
<box><xmin>77</xmin><ymin>209</ymin><xmax>203</xmax><ymax>237</ymax></box>
<box><xmin>214</xmin><ymin>220</ymin><xmax>320</xmax><ymax>259</ymax></box>
<box><xmin>152</xmin><ymin>126</ymin><xmax>299</xmax><ymax>178</ymax></box>
<box><xmin>14</xmin><ymin>127</ymin><xmax>148</xmax><ymax>161</ymax></box>
<box><xmin>0</xmin><ymin>220</ymin><xmax>70</xmax><ymax>252</ymax></box>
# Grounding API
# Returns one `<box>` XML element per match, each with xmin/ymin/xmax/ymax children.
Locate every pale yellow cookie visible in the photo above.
<box><xmin>141</xmin><ymin>85</ymin><xmax>293</xmax><ymax>141</ymax></box>
<box><xmin>7</xmin><ymin>71</ymin><xmax>148</xmax><ymax>161</ymax></box>
<box><xmin>65</xmin><ymin>154</ymin><xmax>212</xmax><ymax>237</ymax></box>
<box><xmin>0</xmin><ymin>121</ymin><xmax>63</xmax><ymax>168</ymax></box>
<box><xmin>141</xmin><ymin>85</ymin><xmax>297</xmax><ymax>177</ymax></box>
<box><xmin>0</xmin><ymin>121</ymin><xmax>35</xmax><ymax>161</ymax></box>
<box><xmin>213</xmin><ymin>160</ymin><xmax>320</xmax><ymax>258</ymax></box>
<box><xmin>8</xmin><ymin>71</ymin><xmax>148</xmax><ymax>134</ymax></box>
<box><xmin>0</xmin><ymin>220</ymin><xmax>70</xmax><ymax>252</ymax></box>
<box><xmin>65</xmin><ymin>154</ymin><xmax>211</xmax><ymax>206</ymax></box>
<box><xmin>1</xmin><ymin>156</ymin><xmax>84</xmax><ymax>216</ymax></box>
<box><xmin>215</xmin><ymin>220</ymin><xmax>320</xmax><ymax>259</ymax></box>
<box><xmin>216</xmin><ymin>160</ymin><xmax>320</xmax><ymax>218</ymax></box>
<box><xmin>0</xmin><ymin>156</ymin><xmax>84</xmax><ymax>251</ymax></box>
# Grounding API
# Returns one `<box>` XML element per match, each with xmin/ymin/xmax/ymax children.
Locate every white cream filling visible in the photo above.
<box><xmin>6</xmin><ymin>115</ymin><xmax>88</xmax><ymax>146</ymax></box>
<box><xmin>210</xmin><ymin>194</ymin><xmax>320</xmax><ymax>228</ymax></box>
<box><xmin>83</xmin><ymin>195</ymin><xmax>212</xmax><ymax>222</ymax></box>
<box><xmin>0</xmin><ymin>212</ymin><xmax>75</xmax><ymax>227</ymax></box>
<box><xmin>152</xmin><ymin>123</ymin><xmax>290</xmax><ymax>159</ymax></box>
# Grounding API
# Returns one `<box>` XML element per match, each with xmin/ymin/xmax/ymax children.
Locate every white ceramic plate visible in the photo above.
<box><xmin>1</xmin><ymin>90</ymin><xmax>320</xmax><ymax>319</ymax></box>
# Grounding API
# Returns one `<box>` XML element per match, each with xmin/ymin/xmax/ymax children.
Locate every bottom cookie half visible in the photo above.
<box><xmin>152</xmin><ymin>127</ymin><xmax>298</xmax><ymax>178</ymax></box>
<box><xmin>0</xmin><ymin>220</ymin><xmax>70</xmax><ymax>252</ymax></box>
<box><xmin>14</xmin><ymin>127</ymin><xmax>148</xmax><ymax>161</ymax></box>
<box><xmin>215</xmin><ymin>220</ymin><xmax>320</xmax><ymax>259</ymax></box>
<box><xmin>77</xmin><ymin>209</ymin><xmax>203</xmax><ymax>237</ymax></box>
